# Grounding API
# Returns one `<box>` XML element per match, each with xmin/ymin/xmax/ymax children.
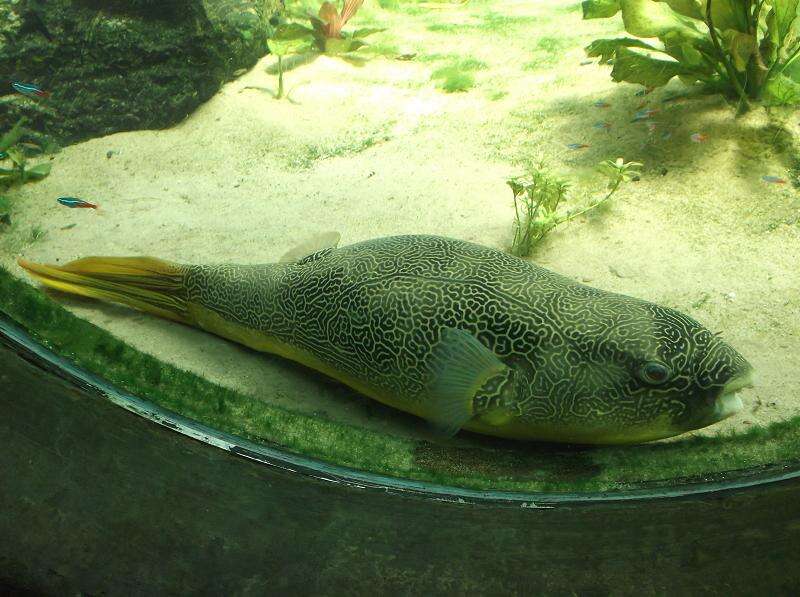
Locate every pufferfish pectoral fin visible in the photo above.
<box><xmin>279</xmin><ymin>231</ymin><xmax>341</xmax><ymax>264</ymax></box>
<box><xmin>426</xmin><ymin>328</ymin><xmax>509</xmax><ymax>437</ymax></box>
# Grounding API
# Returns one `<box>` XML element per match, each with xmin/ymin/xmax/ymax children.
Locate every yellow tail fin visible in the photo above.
<box><xmin>17</xmin><ymin>256</ymin><xmax>191</xmax><ymax>325</ymax></box>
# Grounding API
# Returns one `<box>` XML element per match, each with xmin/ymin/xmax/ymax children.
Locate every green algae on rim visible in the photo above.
<box><xmin>1</xmin><ymin>264</ymin><xmax>799</xmax><ymax>493</ymax></box>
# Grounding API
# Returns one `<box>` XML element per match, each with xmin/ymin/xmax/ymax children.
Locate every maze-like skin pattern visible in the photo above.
<box><xmin>183</xmin><ymin>235</ymin><xmax>750</xmax><ymax>434</ymax></box>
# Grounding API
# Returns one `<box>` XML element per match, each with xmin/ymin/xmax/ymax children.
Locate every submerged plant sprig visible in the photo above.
<box><xmin>0</xmin><ymin>117</ymin><xmax>52</xmax><ymax>188</ymax></box>
<box><xmin>279</xmin><ymin>0</ymin><xmax>385</xmax><ymax>56</ymax></box>
<box><xmin>507</xmin><ymin>158</ymin><xmax>641</xmax><ymax>257</ymax></box>
<box><xmin>0</xmin><ymin>118</ymin><xmax>53</xmax><ymax>229</ymax></box>
<box><xmin>266</xmin><ymin>23</ymin><xmax>317</xmax><ymax>99</ymax></box>
<box><xmin>507</xmin><ymin>167</ymin><xmax>570</xmax><ymax>258</ymax></box>
<box><xmin>264</xmin><ymin>0</ymin><xmax>385</xmax><ymax>99</ymax></box>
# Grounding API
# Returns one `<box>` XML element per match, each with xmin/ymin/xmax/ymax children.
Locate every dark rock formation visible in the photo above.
<box><xmin>0</xmin><ymin>0</ymin><xmax>282</xmax><ymax>145</ymax></box>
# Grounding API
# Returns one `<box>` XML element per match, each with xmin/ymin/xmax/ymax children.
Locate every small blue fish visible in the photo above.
<box><xmin>762</xmin><ymin>175</ymin><xmax>787</xmax><ymax>184</ymax></box>
<box><xmin>594</xmin><ymin>100</ymin><xmax>610</xmax><ymax>108</ymax></box>
<box><xmin>567</xmin><ymin>143</ymin><xmax>590</xmax><ymax>150</ymax></box>
<box><xmin>593</xmin><ymin>122</ymin><xmax>611</xmax><ymax>130</ymax></box>
<box><xmin>631</xmin><ymin>108</ymin><xmax>659</xmax><ymax>122</ymax></box>
<box><xmin>12</xmin><ymin>82</ymin><xmax>50</xmax><ymax>98</ymax></box>
<box><xmin>57</xmin><ymin>197</ymin><xmax>99</xmax><ymax>210</ymax></box>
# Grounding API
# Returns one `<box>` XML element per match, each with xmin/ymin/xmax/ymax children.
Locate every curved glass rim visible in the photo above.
<box><xmin>3</xmin><ymin>315</ymin><xmax>799</xmax><ymax>506</ymax></box>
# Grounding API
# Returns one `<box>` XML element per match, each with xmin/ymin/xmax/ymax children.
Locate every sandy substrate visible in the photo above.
<box><xmin>2</xmin><ymin>0</ymin><xmax>799</xmax><ymax>444</ymax></box>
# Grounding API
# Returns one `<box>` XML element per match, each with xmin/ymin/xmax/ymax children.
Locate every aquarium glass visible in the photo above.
<box><xmin>2</xmin><ymin>0</ymin><xmax>799</xmax><ymax>492</ymax></box>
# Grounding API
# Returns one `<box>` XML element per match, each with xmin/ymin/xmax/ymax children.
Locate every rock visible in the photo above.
<box><xmin>608</xmin><ymin>265</ymin><xmax>629</xmax><ymax>279</ymax></box>
<box><xmin>0</xmin><ymin>0</ymin><xmax>282</xmax><ymax>145</ymax></box>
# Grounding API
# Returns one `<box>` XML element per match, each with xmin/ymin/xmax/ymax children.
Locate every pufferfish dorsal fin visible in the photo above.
<box><xmin>426</xmin><ymin>328</ymin><xmax>509</xmax><ymax>437</ymax></box>
<box><xmin>279</xmin><ymin>231</ymin><xmax>341</xmax><ymax>264</ymax></box>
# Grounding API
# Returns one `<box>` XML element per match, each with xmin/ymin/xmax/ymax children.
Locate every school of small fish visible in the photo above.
<box><xmin>11</xmin><ymin>65</ymin><xmax>790</xmax><ymax>225</ymax></box>
<box><xmin>571</xmin><ymin>76</ymin><xmax>785</xmax><ymax>185</ymax></box>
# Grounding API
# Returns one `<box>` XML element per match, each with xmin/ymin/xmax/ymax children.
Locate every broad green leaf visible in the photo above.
<box><xmin>764</xmin><ymin>9</ymin><xmax>779</xmax><ymax>63</ymax></box>
<box><xmin>770</xmin><ymin>0</ymin><xmax>799</xmax><ymax>45</ymax></box>
<box><xmin>611</xmin><ymin>45</ymin><xmax>697</xmax><ymax>86</ymax></box>
<box><xmin>582</xmin><ymin>0</ymin><xmax>621</xmax><ymax>19</ymax></box>
<box><xmin>654</xmin><ymin>0</ymin><xmax>703</xmax><ymax>20</ymax></box>
<box><xmin>272</xmin><ymin>23</ymin><xmax>315</xmax><ymax>41</ymax></box>
<box><xmin>661</xmin><ymin>29</ymin><xmax>711</xmax><ymax>68</ymax></box>
<box><xmin>724</xmin><ymin>30</ymin><xmax>757</xmax><ymax>71</ymax></box>
<box><xmin>0</xmin><ymin>118</ymin><xmax>27</xmax><ymax>153</ymax></box>
<box><xmin>784</xmin><ymin>53</ymin><xmax>800</xmax><ymax>81</ymax></box>
<box><xmin>666</xmin><ymin>39</ymin><xmax>705</xmax><ymax>68</ymax></box>
<box><xmin>267</xmin><ymin>23</ymin><xmax>315</xmax><ymax>56</ymax></box>
<box><xmin>325</xmin><ymin>37</ymin><xmax>366</xmax><ymax>54</ymax></box>
<box><xmin>762</xmin><ymin>72</ymin><xmax>800</xmax><ymax>105</ymax></box>
<box><xmin>267</xmin><ymin>37</ymin><xmax>313</xmax><ymax>56</ymax></box>
<box><xmin>619</xmin><ymin>0</ymin><xmax>694</xmax><ymax>37</ymax></box>
<box><xmin>585</xmin><ymin>37</ymin><xmax>660</xmax><ymax>62</ymax></box>
<box><xmin>350</xmin><ymin>27</ymin><xmax>385</xmax><ymax>39</ymax></box>
<box><xmin>26</xmin><ymin>162</ymin><xmax>52</xmax><ymax>180</ymax></box>
<box><xmin>6</xmin><ymin>147</ymin><xmax>24</xmax><ymax>168</ymax></box>
<box><xmin>308</xmin><ymin>15</ymin><xmax>326</xmax><ymax>35</ymax></box>
<box><xmin>702</xmin><ymin>0</ymin><xmax>748</xmax><ymax>33</ymax></box>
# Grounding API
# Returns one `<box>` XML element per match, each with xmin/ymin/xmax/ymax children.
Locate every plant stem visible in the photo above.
<box><xmin>558</xmin><ymin>177</ymin><xmax>621</xmax><ymax>224</ymax></box>
<box><xmin>276</xmin><ymin>55</ymin><xmax>284</xmax><ymax>99</ymax></box>
<box><xmin>769</xmin><ymin>42</ymin><xmax>800</xmax><ymax>84</ymax></box>
<box><xmin>512</xmin><ymin>190</ymin><xmax>522</xmax><ymax>253</ymax></box>
<box><xmin>752</xmin><ymin>0</ymin><xmax>764</xmax><ymax>34</ymax></box>
<box><xmin>706</xmin><ymin>0</ymin><xmax>751</xmax><ymax>106</ymax></box>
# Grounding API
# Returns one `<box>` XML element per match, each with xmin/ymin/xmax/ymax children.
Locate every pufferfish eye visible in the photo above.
<box><xmin>639</xmin><ymin>361</ymin><xmax>671</xmax><ymax>385</ymax></box>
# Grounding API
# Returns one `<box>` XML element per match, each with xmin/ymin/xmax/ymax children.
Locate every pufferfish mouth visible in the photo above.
<box><xmin>711</xmin><ymin>369</ymin><xmax>755</xmax><ymax>423</ymax></box>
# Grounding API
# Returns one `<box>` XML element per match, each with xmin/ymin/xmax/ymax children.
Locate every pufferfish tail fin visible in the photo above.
<box><xmin>17</xmin><ymin>256</ymin><xmax>191</xmax><ymax>325</ymax></box>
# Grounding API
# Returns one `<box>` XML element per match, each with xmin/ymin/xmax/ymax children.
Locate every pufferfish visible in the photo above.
<box><xmin>17</xmin><ymin>234</ymin><xmax>754</xmax><ymax>444</ymax></box>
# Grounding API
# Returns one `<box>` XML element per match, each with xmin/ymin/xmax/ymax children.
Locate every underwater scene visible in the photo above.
<box><xmin>2</xmin><ymin>0</ymin><xmax>800</xmax><ymax>494</ymax></box>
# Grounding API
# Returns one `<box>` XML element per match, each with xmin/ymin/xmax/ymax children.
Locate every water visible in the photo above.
<box><xmin>1</xmin><ymin>0</ymin><xmax>799</xmax><ymax>486</ymax></box>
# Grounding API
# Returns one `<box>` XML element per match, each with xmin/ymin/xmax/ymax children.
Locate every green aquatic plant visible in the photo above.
<box><xmin>0</xmin><ymin>118</ymin><xmax>51</xmax><ymax>188</ymax></box>
<box><xmin>583</xmin><ymin>0</ymin><xmax>800</xmax><ymax>109</ymax></box>
<box><xmin>507</xmin><ymin>168</ymin><xmax>570</xmax><ymax>257</ymax></box>
<box><xmin>267</xmin><ymin>23</ymin><xmax>317</xmax><ymax>99</ymax></box>
<box><xmin>0</xmin><ymin>118</ymin><xmax>52</xmax><ymax>228</ymax></box>
<box><xmin>524</xmin><ymin>36</ymin><xmax>570</xmax><ymax>69</ymax></box>
<box><xmin>264</xmin><ymin>0</ymin><xmax>384</xmax><ymax>97</ymax></box>
<box><xmin>27</xmin><ymin>225</ymin><xmax>47</xmax><ymax>244</ymax></box>
<box><xmin>432</xmin><ymin>67</ymin><xmax>475</xmax><ymax>92</ymax></box>
<box><xmin>0</xmin><ymin>196</ymin><xmax>10</xmax><ymax>227</ymax></box>
<box><xmin>431</xmin><ymin>58</ymin><xmax>487</xmax><ymax>92</ymax></box>
<box><xmin>281</xmin><ymin>0</ymin><xmax>385</xmax><ymax>55</ymax></box>
<box><xmin>508</xmin><ymin>158</ymin><xmax>641</xmax><ymax>257</ymax></box>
